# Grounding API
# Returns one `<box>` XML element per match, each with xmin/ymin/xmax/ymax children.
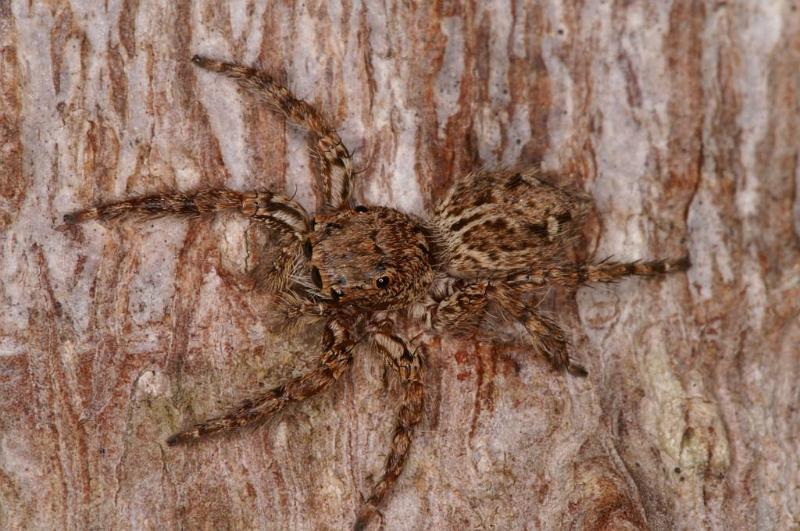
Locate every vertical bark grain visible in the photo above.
<box><xmin>1</xmin><ymin>1</ymin><xmax>798</xmax><ymax>530</ymax></box>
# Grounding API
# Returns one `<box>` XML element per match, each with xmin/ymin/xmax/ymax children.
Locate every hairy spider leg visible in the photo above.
<box><xmin>192</xmin><ymin>55</ymin><xmax>354</xmax><ymax>210</ymax></box>
<box><xmin>63</xmin><ymin>188</ymin><xmax>311</xmax><ymax>238</ymax></box>
<box><xmin>509</xmin><ymin>256</ymin><xmax>691</xmax><ymax>287</ymax></box>
<box><xmin>166</xmin><ymin>319</ymin><xmax>354</xmax><ymax>445</ymax></box>
<box><xmin>498</xmin><ymin>257</ymin><xmax>690</xmax><ymax>375</ymax></box>
<box><xmin>354</xmin><ymin>323</ymin><xmax>425</xmax><ymax>531</ymax></box>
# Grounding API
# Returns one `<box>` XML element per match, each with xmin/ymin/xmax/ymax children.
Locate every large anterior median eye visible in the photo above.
<box><xmin>311</xmin><ymin>266</ymin><xmax>323</xmax><ymax>289</ymax></box>
<box><xmin>376</xmin><ymin>276</ymin><xmax>390</xmax><ymax>289</ymax></box>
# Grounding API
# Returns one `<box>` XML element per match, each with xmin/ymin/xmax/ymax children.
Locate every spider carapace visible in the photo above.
<box><xmin>308</xmin><ymin>206</ymin><xmax>434</xmax><ymax>311</ymax></box>
<box><xmin>65</xmin><ymin>55</ymin><xmax>689</xmax><ymax>530</ymax></box>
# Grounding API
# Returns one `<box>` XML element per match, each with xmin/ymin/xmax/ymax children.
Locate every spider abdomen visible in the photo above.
<box><xmin>433</xmin><ymin>167</ymin><xmax>589</xmax><ymax>279</ymax></box>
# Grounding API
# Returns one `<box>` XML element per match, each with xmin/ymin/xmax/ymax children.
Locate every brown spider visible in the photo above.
<box><xmin>65</xmin><ymin>55</ymin><xmax>689</xmax><ymax>529</ymax></box>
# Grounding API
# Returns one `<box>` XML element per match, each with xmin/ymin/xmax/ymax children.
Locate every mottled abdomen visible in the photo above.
<box><xmin>433</xmin><ymin>167</ymin><xmax>589</xmax><ymax>278</ymax></box>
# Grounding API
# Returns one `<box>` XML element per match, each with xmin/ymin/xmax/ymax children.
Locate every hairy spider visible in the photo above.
<box><xmin>65</xmin><ymin>55</ymin><xmax>689</xmax><ymax>530</ymax></box>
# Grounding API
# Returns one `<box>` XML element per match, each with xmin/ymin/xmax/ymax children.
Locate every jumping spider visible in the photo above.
<box><xmin>65</xmin><ymin>55</ymin><xmax>689</xmax><ymax>529</ymax></box>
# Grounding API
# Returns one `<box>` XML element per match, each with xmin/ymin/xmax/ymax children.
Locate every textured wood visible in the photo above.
<box><xmin>2</xmin><ymin>1</ymin><xmax>799</xmax><ymax>530</ymax></box>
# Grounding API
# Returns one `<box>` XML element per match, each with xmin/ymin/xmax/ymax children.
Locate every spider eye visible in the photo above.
<box><xmin>376</xmin><ymin>276</ymin><xmax>390</xmax><ymax>289</ymax></box>
<box><xmin>330</xmin><ymin>287</ymin><xmax>344</xmax><ymax>302</ymax></box>
<box><xmin>355</xmin><ymin>205</ymin><xmax>368</xmax><ymax>213</ymax></box>
<box><xmin>311</xmin><ymin>267</ymin><xmax>323</xmax><ymax>289</ymax></box>
<box><xmin>303</xmin><ymin>239</ymin><xmax>312</xmax><ymax>259</ymax></box>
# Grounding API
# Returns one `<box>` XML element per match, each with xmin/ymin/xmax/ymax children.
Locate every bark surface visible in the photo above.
<box><xmin>1</xmin><ymin>1</ymin><xmax>799</xmax><ymax>530</ymax></box>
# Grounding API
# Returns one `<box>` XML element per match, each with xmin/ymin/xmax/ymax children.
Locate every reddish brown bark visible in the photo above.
<box><xmin>1</xmin><ymin>1</ymin><xmax>799</xmax><ymax>530</ymax></box>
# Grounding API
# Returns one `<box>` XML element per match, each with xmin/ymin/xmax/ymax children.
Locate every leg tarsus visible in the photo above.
<box><xmin>567</xmin><ymin>361</ymin><xmax>589</xmax><ymax>378</ymax></box>
<box><xmin>594</xmin><ymin>255</ymin><xmax>691</xmax><ymax>279</ymax></box>
<box><xmin>353</xmin><ymin>503</ymin><xmax>381</xmax><ymax>531</ymax></box>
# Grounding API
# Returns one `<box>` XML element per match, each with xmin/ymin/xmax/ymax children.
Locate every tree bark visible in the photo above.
<box><xmin>1</xmin><ymin>1</ymin><xmax>799</xmax><ymax>530</ymax></box>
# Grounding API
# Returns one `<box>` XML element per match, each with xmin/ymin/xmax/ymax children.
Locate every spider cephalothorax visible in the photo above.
<box><xmin>65</xmin><ymin>55</ymin><xmax>689</xmax><ymax>530</ymax></box>
<box><xmin>306</xmin><ymin>206</ymin><xmax>434</xmax><ymax>310</ymax></box>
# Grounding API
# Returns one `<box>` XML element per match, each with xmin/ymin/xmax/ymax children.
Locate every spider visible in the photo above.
<box><xmin>65</xmin><ymin>55</ymin><xmax>690</xmax><ymax>530</ymax></box>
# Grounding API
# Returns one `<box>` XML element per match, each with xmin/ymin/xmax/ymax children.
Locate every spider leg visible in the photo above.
<box><xmin>166</xmin><ymin>318</ymin><xmax>354</xmax><ymax>445</ymax></box>
<box><xmin>64</xmin><ymin>188</ymin><xmax>311</xmax><ymax>237</ymax></box>
<box><xmin>508</xmin><ymin>256</ymin><xmax>691</xmax><ymax>288</ymax></box>
<box><xmin>496</xmin><ymin>256</ymin><xmax>689</xmax><ymax>373</ymax></box>
<box><xmin>418</xmin><ymin>279</ymin><xmax>586</xmax><ymax>374</ymax></box>
<box><xmin>522</xmin><ymin>309</ymin><xmax>586</xmax><ymax>377</ymax></box>
<box><xmin>192</xmin><ymin>55</ymin><xmax>354</xmax><ymax>210</ymax></box>
<box><xmin>354</xmin><ymin>323</ymin><xmax>424</xmax><ymax>531</ymax></box>
<box><xmin>427</xmin><ymin>281</ymin><xmax>490</xmax><ymax>335</ymax></box>
<box><xmin>490</xmin><ymin>283</ymin><xmax>587</xmax><ymax>376</ymax></box>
